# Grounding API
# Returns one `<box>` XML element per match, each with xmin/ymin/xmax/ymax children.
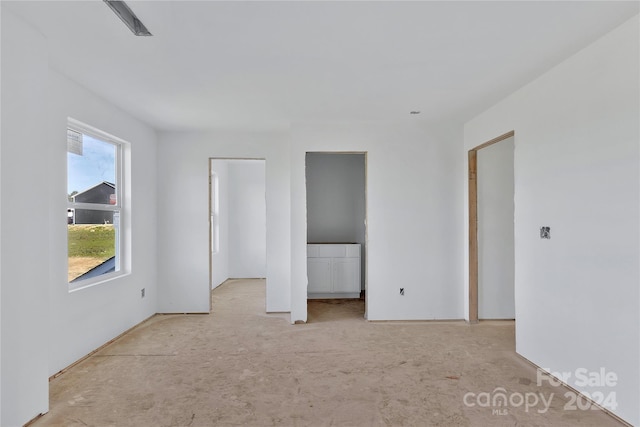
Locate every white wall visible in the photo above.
<box><xmin>210</xmin><ymin>159</ymin><xmax>229</xmax><ymax>288</ymax></box>
<box><xmin>228</xmin><ymin>160</ymin><xmax>266</xmax><ymax>278</ymax></box>
<box><xmin>464</xmin><ymin>16</ymin><xmax>639</xmax><ymax>425</ymax></box>
<box><xmin>1</xmin><ymin>10</ymin><xmax>49</xmax><ymax>425</ymax></box>
<box><xmin>157</xmin><ymin>131</ymin><xmax>290</xmax><ymax>314</ymax></box>
<box><xmin>47</xmin><ymin>68</ymin><xmax>159</xmax><ymax>377</ymax></box>
<box><xmin>1</xmin><ymin>8</ymin><xmax>160</xmax><ymax>426</ymax></box>
<box><xmin>161</xmin><ymin>122</ymin><xmax>464</xmax><ymax>323</ymax></box>
<box><xmin>477</xmin><ymin>137</ymin><xmax>515</xmax><ymax>319</ymax></box>
<box><xmin>291</xmin><ymin>122</ymin><xmax>464</xmax><ymax>322</ymax></box>
<box><xmin>306</xmin><ymin>153</ymin><xmax>366</xmax><ymax>289</ymax></box>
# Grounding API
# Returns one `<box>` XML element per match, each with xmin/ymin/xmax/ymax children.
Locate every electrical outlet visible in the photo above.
<box><xmin>540</xmin><ymin>226</ymin><xmax>551</xmax><ymax>239</ymax></box>
<box><xmin>400</xmin><ymin>288</ymin><xmax>405</xmax><ymax>296</ymax></box>
<box><xmin>141</xmin><ymin>288</ymin><xmax>145</xmax><ymax>298</ymax></box>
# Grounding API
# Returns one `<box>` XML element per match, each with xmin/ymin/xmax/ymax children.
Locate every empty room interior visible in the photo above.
<box><xmin>1</xmin><ymin>1</ymin><xmax>639</xmax><ymax>426</ymax></box>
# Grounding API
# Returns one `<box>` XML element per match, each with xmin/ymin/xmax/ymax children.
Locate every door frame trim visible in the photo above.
<box><xmin>468</xmin><ymin>130</ymin><xmax>514</xmax><ymax>324</ymax></box>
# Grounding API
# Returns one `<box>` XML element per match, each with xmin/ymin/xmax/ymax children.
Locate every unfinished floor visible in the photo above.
<box><xmin>32</xmin><ymin>279</ymin><xmax>622</xmax><ymax>426</ymax></box>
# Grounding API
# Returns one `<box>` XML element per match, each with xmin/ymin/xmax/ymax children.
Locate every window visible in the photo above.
<box><xmin>67</xmin><ymin>119</ymin><xmax>126</xmax><ymax>289</ymax></box>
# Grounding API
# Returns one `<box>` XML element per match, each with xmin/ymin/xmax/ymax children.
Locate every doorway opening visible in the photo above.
<box><xmin>209</xmin><ymin>158</ymin><xmax>267</xmax><ymax>312</ymax></box>
<box><xmin>469</xmin><ymin>131</ymin><xmax>515</xmax><ymax>323</ymax></box>
<box><xmin>305</xmin><ymin>152</ymin><xmax>368</xmax><ymax>321</ymax></box>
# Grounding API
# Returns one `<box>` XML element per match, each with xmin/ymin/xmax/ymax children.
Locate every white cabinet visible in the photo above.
<box><xmin>307</xmin><ymin>258</ymin><xmax>332</xmax><ymax>293</ymax></box>
<box><xmin>307</xmin><ymin>244</ymin><xmax>361</xmax><ymax>299</ymax></box>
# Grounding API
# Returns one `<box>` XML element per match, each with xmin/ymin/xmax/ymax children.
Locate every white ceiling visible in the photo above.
<box><xmin>4</xmin><ymin>1</ymin><xmax>638</xmax><ymax>132</ymax></box>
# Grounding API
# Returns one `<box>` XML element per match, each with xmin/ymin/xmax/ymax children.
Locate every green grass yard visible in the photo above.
<box><xmin>68</xmin><ymin>224</ymin><xmax>115</xmax><ymax>282</ymax></box>
<box><xmin>68</xmin><ymin>224</ymin><xmax>115</xmax><ymax>258</ymax></box>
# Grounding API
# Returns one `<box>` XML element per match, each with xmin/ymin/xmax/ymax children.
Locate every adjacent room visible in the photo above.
<box><xmin>209</xmin><ymin>158</ymin><xmax>267</xmax><ymax>291</ymax></box>
<box><xmin>306</xmin><ymin>152</ymin><xmax>367</xmax><ymax>319</ymax></box>
<box><xmin>1</xmin><ymin>1</ymin><xmax>638</xmax><ymax>426</ymax></box>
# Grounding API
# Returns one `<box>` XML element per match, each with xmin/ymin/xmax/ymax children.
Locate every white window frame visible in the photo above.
<box><xmin>67</xmin><ymin>118</ymin><xmax>128</xmax><ymax>291</ymax></box>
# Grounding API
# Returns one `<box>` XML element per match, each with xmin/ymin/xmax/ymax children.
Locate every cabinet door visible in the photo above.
<box><xmin>307</xmin><ymin>258</ymin><xmax>332</xmax><ymax>293</ymax></box>
<box><xmin>332</xmin><ymin>258</ymin><xmax>361</xmax><ymax>293</ymax></box>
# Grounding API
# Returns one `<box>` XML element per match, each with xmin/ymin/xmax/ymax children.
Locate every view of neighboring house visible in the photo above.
<box><xmin>70</xmin><ymin>181</ymin><xmax>116</xmax><ymax>224</ymax></box>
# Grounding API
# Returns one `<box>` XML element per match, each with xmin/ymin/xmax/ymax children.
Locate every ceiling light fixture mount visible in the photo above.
<box><xmin>104</xmin><ymin>0</ymin><xmax>152</xmax><ymax>36</ymax></box>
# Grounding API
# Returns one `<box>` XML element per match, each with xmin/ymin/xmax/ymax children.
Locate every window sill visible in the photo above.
<box><xmin>69</xmin><ymin>270</ymin><xmax>131</xmax><ymax>293</ymax></box>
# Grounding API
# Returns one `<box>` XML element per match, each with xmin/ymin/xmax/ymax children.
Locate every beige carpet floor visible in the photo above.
<box><xmin>32</xmin><ymin>279</ymin><xmax>622</xmax><ymax>426</ymax></box>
